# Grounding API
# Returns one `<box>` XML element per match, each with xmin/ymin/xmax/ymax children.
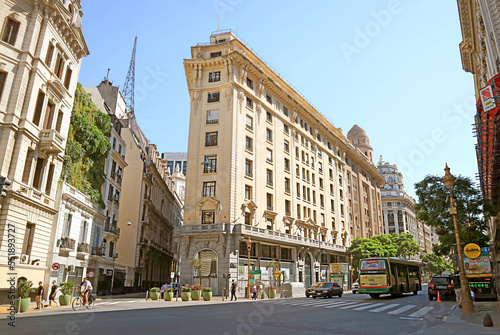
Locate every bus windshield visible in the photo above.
<box><xmin>360</xmin><ymin>259</ymin><xmax>386</xmax><ymax>271</ymax></box>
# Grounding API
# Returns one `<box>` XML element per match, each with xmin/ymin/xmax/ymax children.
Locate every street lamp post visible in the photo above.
<box><xmin>246</xmin><ymin>237</ymin><xmax>252</xmax><ymax>299</ymax></box>
<box><xmin>442</xmin><ymin>164</ymin><xmax>474</xmax><ymax>313</ymax></box>
<box><xmin>350</xmin><ymin>254</ymin><xmax>354</xmax><ymax>290</ymax></box>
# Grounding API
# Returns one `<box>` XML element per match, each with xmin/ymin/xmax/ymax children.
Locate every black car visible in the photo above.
<box><xmin>306</xmin><ymin>282</ymin><xmax>343</xmax><ymax>299</ymax></box>
<box><xmin>428</xmin><ymin>276</ymin><xmax>455</xmax><ymax>300</ymax></box>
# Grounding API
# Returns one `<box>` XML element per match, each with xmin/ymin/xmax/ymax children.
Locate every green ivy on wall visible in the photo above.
<box><xmin>61</xmin><ymin>83</ymin><xmax>111</xmax><ymax>207</ymax></box>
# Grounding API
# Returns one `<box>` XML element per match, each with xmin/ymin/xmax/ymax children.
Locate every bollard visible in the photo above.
<box><xmin>146</xmin><ymin>290</ymin><xmax>149</xmax><ymax>301</ymax></box>
<box><xmin>483</xmin><ymin>313</ymin><xmax>493</xmax><ymax>327</ymax></box>
<box><xmin>17</xmin><ymin>297</ymin><xmax>21</xmax><ymax>313</ymax></box>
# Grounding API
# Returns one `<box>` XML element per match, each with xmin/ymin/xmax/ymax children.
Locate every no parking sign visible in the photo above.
<box><xmin>52</xmin><ymin>263</ymin><xmax>60</xmax><ymax>271</ymax></box>
<box><xmin>88</xmin><ymin>271</ymin><xmax>94</xmax><ymax>278</ymax></box>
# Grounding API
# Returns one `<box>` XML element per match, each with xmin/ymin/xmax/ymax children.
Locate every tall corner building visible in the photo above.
<box><xmin>0</xmin><ymin>0</ymin><xmax>88</xmax><ymax>301</ymax></box>
<box><xmin>176</xmin><ymin>31</ymin><xmax>384</xmax><ymax>295</ymax></box>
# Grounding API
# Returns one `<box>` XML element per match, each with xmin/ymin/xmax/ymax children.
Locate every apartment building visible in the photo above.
<box><xmin>0</xmin><ymin>0</ymin><xmax>88</xmax><ymax>301</ymax></box>
<box><xmin>176</xmin><ymin>31</ymin><xmax>384</xmax><ymax>295</ymax></box>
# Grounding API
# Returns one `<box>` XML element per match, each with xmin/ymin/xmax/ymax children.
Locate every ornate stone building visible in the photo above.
<box><xmin>0</xmin><ymin>0</ymin><xmax>88</xmax><ymax>301</ymax></box>
<box><xmin>176</xmin><ymin>31</ymin><xmax>384</xmax><ymax>295</ymax></box>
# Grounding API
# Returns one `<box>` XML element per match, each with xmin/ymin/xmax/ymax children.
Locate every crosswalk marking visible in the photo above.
<box><xmin>370</xmin><ymin>304</ymin><xmax>400</xmax><ymax>312</ymax></box>
<box><xmin>353</xmin><ymin>303</ymin><xmax>384</xmax><ymax>310</ymax></box>
<box><xmin>338</xmin><ymin>302</ymin><xmax>371</xmax><ymax>309</ymax></box>
<box><xmin>108</xmin><ymin>302</ymin><xmax>122</xmax><ymax>305</ymax></box>
<box><xmin>408</xmin><ymin>306</ymin><xmax>433</xmax><ymax>317</ymax></box>
<box><xmin>124</xmin><ymin>301</ymin><xmax>137</xmax><ymax>304</ymax></box>
<box><xmin>388</xmin><ymin>305</ymin><xmax>416</xmax><ymax>315</ymax></box>
<box><xmin>324</xmin><ymin>301</ymin><xmax>358</xmax><ymax>308</ymax></box>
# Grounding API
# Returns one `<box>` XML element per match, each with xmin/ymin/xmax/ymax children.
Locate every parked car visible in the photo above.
<box><xmin>352</xmin><ymin>280</ymin><xmax>359</xmax><ymax>294</ymax></box>
<box><xmin>306</xmin><ymin>282</ymin><xmax>343</xmax><ymax>299</ymax></box>
<box><xmin>428</xmin><ymin>276</ymin><xmax>455</xmax><ymax>301</ymax></box>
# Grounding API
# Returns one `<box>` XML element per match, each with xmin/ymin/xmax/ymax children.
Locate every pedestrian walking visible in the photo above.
<box><xmin>257</xmin><ymin>283</ymin><xmax>263</xmax><ymax>300</ymax></box>
<box><xmin>230</xmin><ymin>279</ymin><xmax>237</xmax><ymax>301</ymax></box>
<box><xmin>251</xmin><ymin>284</ymin><xmax>257</xmax><ymax>300</ymax></box>
<box><xmin>35</xmin><ymin>281</ymin><xmax>44</xmax><ymax>310</ymax></box>
<box><xmin>453</xmin><ymin>272</ymin><xmax>462</xmax><ymax>308</ymax></box>
<box><xmin>48</xmin><ymin>280</ymin><xmax>58</xmax><ymax>308</ymax></box>
<box><xmin>160</xmin><ymin>282</ymin><xmax>168</xmax><ymax>300</ymax></box>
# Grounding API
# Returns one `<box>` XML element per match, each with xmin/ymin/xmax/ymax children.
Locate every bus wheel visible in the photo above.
<box><xmin>369</xmin><ymin>294</ymin><xmax>380</xmax><ymax>299</ymax></box>
<box><xmin>413</xmin><ymin>290</ymin><xmax>418</xmax><ymax>295</ymax></box>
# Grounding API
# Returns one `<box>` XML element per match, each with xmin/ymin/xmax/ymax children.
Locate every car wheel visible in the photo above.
<box><xmin>428</xmin><ymin>294</ymin><xmax>433</xmax><ymax>301</ymax></box>
<box><xmin>353</xmin><ymin>290</ymin><xmax>357</xmax><ymax>294</ymax></box>
<box><xmin>313</xmin><ymin>296</ymin><xmax>317</xmax><ymax>299</ymax></box>
<box><xmin>328</xmin><ymin>293</ymin><xmax>333</xmax><ymax>299</ymax></box>
<box><xmin>338</xmin><ymin>292</ymin><xmax>343</xmax><ymax>298</ymax></box>
<box><xmin>413</xmin><ymin>290</ymin><xmax>418</xmax><ymax>295</ymax></box>
<box><xmin>306</xmin><ymin>294</ymin><xmax>310</xmax><ymax>298</ymax></box>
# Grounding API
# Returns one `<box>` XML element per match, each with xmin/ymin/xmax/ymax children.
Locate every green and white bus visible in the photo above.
<box><xmin>358</xmin><ymin>257</ymin><xmax>422</xmax><ymax>298</ymax></box>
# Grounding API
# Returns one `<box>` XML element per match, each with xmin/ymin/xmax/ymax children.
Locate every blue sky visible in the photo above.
<box><xmin>78</xmin><ymin>0</ymin><xmax>477</xmax><ymax>197</ymax></box>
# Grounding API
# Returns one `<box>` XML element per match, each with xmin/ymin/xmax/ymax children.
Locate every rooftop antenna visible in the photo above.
<box><xmin>122</xmin><ymin>35</ymin><xmax>137</xmax><ymax>113</ymax></box>
<box><xmin>106</xmin><ymin>68</ymin><xmax>110</xmax><ymax>81</ymax></box>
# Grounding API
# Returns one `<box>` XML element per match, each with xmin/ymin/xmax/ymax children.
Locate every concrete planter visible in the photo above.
<box><xmin>14</xmin><ymin>298</ymin><xmax>30</xmax><ymax>313</ymax></box>
<box><xmin>203</xmin><ymin>292</ymin><xmax>212</xmax><ymax>301</ymax></box>
<box><xmin>59</xmin><ymin>295</ymin><xmax>72</xmax><ymax>306</ymax></box>
<box><xmin>181</xmin><ymin>292</ymin><xmax>191</xmax><ymax>301</ymax></box>
<box><xmin>164</xmin><ymin>292</ymin><xmax>174</xmax><ymax>301</ymax></box>
<box><xmin>191</xmin><ymin>290</ymin><xmax>201</xmax><ymax>301</ymax></box>
<box><xmin>150</xmin><ymin>291</ymin><xmax>160</xmax><ymax>300</ymax></box>
<box><xmin>268</xmin><ymin>290</ymin><xmax>276</xmax><ymax>299</ymax></box>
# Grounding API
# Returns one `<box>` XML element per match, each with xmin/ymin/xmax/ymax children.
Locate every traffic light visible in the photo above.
<box><xmin>223</xmin><ymin>274</ymin><xmax>226</xmax><ymax>279</ymax></box>
<box><xmin>0</xmin><ymin>176</ymin><xmax>11</xmax><ymax>197</ymax></box>
<box><xmin>227</xmin><ymin>273</ymin><xmax>231</xmax><ymax>279</ymax></box>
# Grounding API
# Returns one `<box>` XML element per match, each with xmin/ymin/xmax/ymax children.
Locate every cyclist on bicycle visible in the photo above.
<box><xmin>79</xmin><ymin>277</ymin><xmax>93</xmax><ymax>306</ymax></box>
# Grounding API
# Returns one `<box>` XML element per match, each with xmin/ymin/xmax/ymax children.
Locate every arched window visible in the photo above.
<box><xmin>387</xmin><ymin>202</ymin><xmax>392</xmax><ymax>207</ymax></box>
<box><xmin>196</xmin><ymin>250</ymin><xmax>218</xmax><ymax>277</ymax></box>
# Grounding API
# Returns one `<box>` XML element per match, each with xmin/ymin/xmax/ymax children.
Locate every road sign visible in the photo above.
<box><xmin>52</xmin><ymin>263</ymin><xmax>60</xmax><ymax>271</ymax></box>
<box><xmin>88</xmin><ymin>271</ymin><xmax>94</xmax><ymax>278</ymax></box>
<box><xmin>464</xmin><ymin>243</ymin><xmax>481</xmax><ymax>259</ymax></box>
<box><xmin>274</xmin><ymin>270</ymin><xmax>280</xmax><ymax>278</ymax></box>
<box><xmin>250</xmin><ymin>270</ymin><xmax>261</xmax><ymax>274</ymax></box>
<box><xmin>171</xmin><ymin>272</ymin><xmax>175</xmax><ymax>278</ymax></box>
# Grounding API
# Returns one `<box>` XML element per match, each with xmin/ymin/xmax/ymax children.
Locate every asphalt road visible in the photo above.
<box><xmin>1</xmin><ymin>289</ymin><xmax>497</xmax><ymax>335</ymax></box>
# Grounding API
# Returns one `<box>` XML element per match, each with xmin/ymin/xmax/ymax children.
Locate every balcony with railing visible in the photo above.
<box><xmin>77</xmin><ymin>242</ymin><xmax>90</xmax><ymax>254</ymax></box>
<box><xmin>103</xmin><ymin>223</ymin><xmax>120</xmax><ymax>237</ymax></box>
<box><xmin>91</xmin><ymin>246</ymin><xmax>105</xmax><ymax>256</ymax></box>
<box><xmin>58</xmin><ymin>237</ymin><xmax>75</xmax><ymax>251</ymax></box>
<box><xmin>39</xmin><ymin>129</ymin><xmax>65</xmax><ymax>154</ymax></box>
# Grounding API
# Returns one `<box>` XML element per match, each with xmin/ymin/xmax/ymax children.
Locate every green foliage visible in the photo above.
<box><xmin>60</xmin><ymin>83</ymin><xmax>111</xmax><ymax>206</ymax></box>
<box><xmin>182</xmin><ymin>287</ymin><xmax>191</xmax><ymax>292</ymax></box>
<box><xmin>149</xmin><ymin>287</ymin><xmax>160</xmax><ymax>293</ymax></box>
<box><xmin>16</xmin><ymin>280</ymin><xmax>35</xmax><ymax>299</ymax></box>
<box><xmin>422</xmin><ymin>253</ymin><xmax>453</xmax><ymax>276</ymax></box>
<box><xmin>166</xmin><ymin>287</ymin><xmax>174</xmax><ymax>292</ymax></box>
<box><xmin>265</xmin><ymin>259</ymin><xmax>281</xmax><ymax>272</ymax></box>
<box><xmin>414</xmin><ymin>175</ymin><xmax>490</xmax><ymax>256</ymax></box>
<box><xmin>203</xmin><ymin>287</ymin><xmax>212</xmax><ymax>292</ymax></box>
<box><xmin>59</xmin><ymin>282</ymin><xmax>74</xmax><ymax>296</ymax></box>
<box><xmin>349</xmin><ymin>233</ymin><xmax>421</xmax><ymax>273</ymax></box>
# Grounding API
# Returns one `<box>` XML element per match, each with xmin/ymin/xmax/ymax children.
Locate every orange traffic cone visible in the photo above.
<box><xmin>436</xmin><ymin>291</ymin><xmax>442</xmax><ymax>303</ymax></box>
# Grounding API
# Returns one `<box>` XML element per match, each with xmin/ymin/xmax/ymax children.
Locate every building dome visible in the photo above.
<box><xmin>347</xmin><ymin>124</ymin><xmax>372</xmax><ymax>149</ymax></box>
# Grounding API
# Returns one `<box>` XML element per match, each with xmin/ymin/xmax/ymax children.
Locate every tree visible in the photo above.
<box><xmin>414</xmin><ymin>175</ymin><xmax>490</xmax><ymax>256</ymax></box>
<box><xmin>422</xmin><ymin>253</ymin><xmax>453</xmax><ymax>276</ymax></box>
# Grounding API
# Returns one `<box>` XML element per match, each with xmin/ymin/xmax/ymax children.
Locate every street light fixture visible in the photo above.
<box><xmin>246</xmin><ymin>236</ymin><xmax>252</xmax><ymax>299</ymax></box>
<box><xmin>442</xmin><ymin>164</ymin><xmax>474</xmax><ymax>313</ymax></box>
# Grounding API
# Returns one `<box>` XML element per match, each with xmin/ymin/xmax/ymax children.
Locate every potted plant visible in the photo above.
<box><xmin>59</xmin><ymin>282</ymin><xmax>74</xmax><ymax>306</ymax></box>
<box><xmin>191</xmin><ymin>284</ymin><xmax>203</xmax><ymax>301</ymax></box>
<box><xmin>181</xmin><ymin>286</ymin><xmax>191</xmax><ymax>301</ymax></box>
<box><xmin>165</xmin><ymin>287</ymin><xmax>174</xmax><ymax>301</ymax></box>
<box><xmin>203</xmin><ymin>287</ymin><xmax>212</xmax><ymax>301</ymax></box>
<box><xmin>14</xmin><ymin>280</ymin><xmax>35</xmax><ymax>313</ymax></box>
<box><xmin>268</xmin><ymin>286</ymin><xmax>277</xmax><ymax>299</ymax></box>
<box><xmin>149</xmin><ymin>287</ymin><xmax>160</xmax><ymax>300</ymax></box>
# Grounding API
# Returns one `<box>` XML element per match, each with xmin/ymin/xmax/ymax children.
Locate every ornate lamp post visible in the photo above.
<box><xmin>442</xmin><ymin>164</ymin><xmax>474</xmax><ymax>313</ymax></box>
<box><xmin>350</xmin><ymin>254</ymin><xmax>354</xmax><ymax>290</ymax></box>
<box><xmin>246</xmin><ymin>237</ymin><xmax>252</xmax><ymax>299</ymax></box>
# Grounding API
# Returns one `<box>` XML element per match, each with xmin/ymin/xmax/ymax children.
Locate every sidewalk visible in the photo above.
<box><xmin>444</xmin><ymin>301</ymin><xmax>500</xmax><ymax>328</ymax></box>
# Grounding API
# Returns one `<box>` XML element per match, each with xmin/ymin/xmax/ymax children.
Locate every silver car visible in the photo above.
<box><xmin>352</xmin><ymin>280</ymin><xmax>359</xmax><ymax>294</ymax></box>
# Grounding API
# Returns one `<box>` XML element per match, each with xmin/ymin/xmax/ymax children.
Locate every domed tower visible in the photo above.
<box><xmin>347</xmin><ymin>124</ymin><xmax>373</xmax><ymax>163</ymax></box>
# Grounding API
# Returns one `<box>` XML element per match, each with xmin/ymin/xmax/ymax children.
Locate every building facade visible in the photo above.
<box><xmin>176</xmin><ymin>31</ymin><xmax>384</xmax><ymax>296</ymax></box>
<box><xmin>0</xmin><ymin>0</ymin><xmax>88</xmax><ymax>301</ymax></box>
<box><xmin>161</xmin><ymin>152</ymin><xmax>187</xmax><ymax>177</ymax></box>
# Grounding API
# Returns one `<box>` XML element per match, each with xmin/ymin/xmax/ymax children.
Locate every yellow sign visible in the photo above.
<box><xmin>333</xmin><ymin>265</ymin><xmax>339</xmax><ymax>270</ymax></box>
<box><xmin>464</xmin><ymin>243</ymin><xmax>481</xmax><ymax>259</ymax></box>
<box><xmin>274</xmin><ymin>270</ymin><xmax>280</xmax><ymax>278</ymax></box>
<box><xmin>360</xmin><ymin>274</ymin><xmax>387</xmax><ymax>288</ymax></box>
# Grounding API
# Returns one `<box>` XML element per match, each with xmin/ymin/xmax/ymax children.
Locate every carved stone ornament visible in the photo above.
<box><xmin>195</xmin><ymin>49</ymin><xmax>203</xmax><ymax>59</ymax></box>
<box><xmin>191</xmin><ymin>90</ymin><xmax>201</xmax><ymax>101</ymax></box>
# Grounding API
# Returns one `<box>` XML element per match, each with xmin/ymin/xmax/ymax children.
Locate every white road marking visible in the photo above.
<box><xmin>108</xmin><ymin>301</ymin><xmax>122</xmax><ymax>305</ymax></box>
<box><xmin>324</xmin><ymin>301</ymin><xmax>359</xmax><ymax>308</ymax></box>
<box><xmin>338</xmin><ymin>302</ymin><xmax>371</xmax><ymax>309</ymax></box>
<box><xmin>388</xmin><ymin>305</ymin><xmax>416</xmax><ymax>315</ymax></box>
<box><xmin>353</xmin><ymin>303</ymin><xmax>384</xmax><ymax>310</ymax></box>
<box><xmin>408</xmin><ymin>306</ymin><xmax>433</xmax><ymax>317</ymax></box>
<box><xmin>370</xmin><ymin>304</ymin><xmax>400</xmax><ymax>312</ymax></box>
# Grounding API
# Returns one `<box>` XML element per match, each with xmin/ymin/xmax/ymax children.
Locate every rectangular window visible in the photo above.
<box><xmin>312</xmin><ymin>190</ymin><xmax>316</xmax><ymax>204</ymax></box>
<box><xmin>283</xmin><ymin>106</ymin><xmax>289</xmax><ymax>116</ymax></box>
<box><xmin>266</xmin><ymin>193</ymin><xmax>273</xmax><ymax>211</ymax></box>
<box><xmin>43</xmin><ymin>101</ymin><xmax>55</xmax><ymax>129</ymax></box>
<box><xmin>246</xmin><ymin>97</ymin><xmax>253</xmax><ymax>109</ymax></box>
<box><xmin>246</xmin><ymin>115</ymin><xmax>253</xmax><ymax>130</ymax></box>
<box><xmin>245</xmin><ymin>185</ymin><xmax>252</xmax><ymax>200</ymax></box>
<box><xmin>285</xmin><ymin>177</ymin><xmax>290</xmax><ymax>193</ymax></box>
<box><xmin>63</xmin><ymin>213</ymin><xmax>73</xmax><ymax>237</ymax></box>
<box><xmin>245</xmin><ymin>136</ymin><xmax>253</xmax><ymax>151</ymax></box>
<box><xmin>45</xmin><ymin>163</ymin><xmax>55</xmax><ymax>196</ymax></box>
<box><xmin>319</xmin><ymin>162</ymin><xmax>323</xmax><ymax>174</ymax></box>
<box><xmin>210</xmin><ymin>52</ymin><xmax>221</xmax><ymax>58</ymax></box>
<box><xmin>45</xmin><ymin>44</ymin><xmax>54</xmax><ymax>66</ymax></box>
<box><xmin>2</xmin><ymin>18</ymin><xmax>20</xmax><ymax>46</ymax></box>
<box><xmin>205</xmin><ymin>132</ymin><xmax>218</xmax><ymax>146</ymax></box>
<box><xmin>0</xmin><ymin>70</ymin><xmax>6</xmax><ymax>102</ymax></box>
<box><xmin>80</xmin><ymin>220</ymin><xmax>88</xmax><ymax>243</ymax></box>
<box><xmin>285</xmin><ymin>200</ymin><xmax>291</xmax><ymax>216</ymax></box>
<box><xmin>320</xmin><ymin>195</ymin><xmax>324</xmax><ymax>208</ymax></box>
<box><xmin>266</xmin><ymin>128</ymin><xmax>273</xmax><ymax>142</ymax></box>
<box><xmin>330</xmin><ymin>184</ymin><xmax>334</xmax><ymax>195</ymax></box>
<box><xmin>296</xmin><ymin>183</ymin><xmax>300</xmax><ymax>198</ymax></box>
<box><xmin>55</xmin><ymin>110</ymin><xmax>64</xmax><ymax>132</ymax></box>
<box><xmin>284</xmin><ymin>140</ymin><xmax>289</xmax><ymax>153</ymax></box>
<box><xmin>284</xmin><ymin>124</ymin><xmax>289</xmax><ymax>134</ymax></box>
<box><xmin>32</xmin><ymin>158</ymin><xmax>45</xmax><ymax>190</ymax></box>
<box><xmin>266</xmin><ymin>149</ymin><xmax>273</xmax><ymax>163</ymax></box>
<box><xmin>331</xmin><ymin>200</ymin><xmax>335</xmax><ymax>213</ymax></box>
<box><xmin>284</xmin><ymin>158</ymin><xmax>290</xmax><ymax>171</ymax></box>
<box><xmin>266</xmin><ymin>169</ymin><xmax>273</xmax><ymax>186</ymax></box>
<box><xmin>246</xmin><ymin>78</ymin><xmax>253</xmax><ymax>89</ymax></box>
<box><xmin>266</xmin><ymin>218</ymin><xmax>273</xmax><ymax>231</ymax></box>
<box><xmin>202</xmin><ymin>210</ymin><xmax>215</xmax><ymax>224</ymax></box>
<box><xmin>245</xmin><ymin>159</ymin><xmax>253</xmax><ymax>177</ymax></box>
<box><xmin>202</xmin><ymin>181</ymin><xmax>216</xmax><ymax>197</ymax></box>
<box><xmin>108</xmin><ymin>185</ymin><xmax>114</xmax><ymax>201</ymax></box>
<box><xmin>245</xmin><ymin>212</ymin><xmax>251</xmax><ymax>225</ymax></box>
<box><xmin>266</xmin><ymin>94</ymin><xmax>272</xmax><ymax>104</ymax></box>
<box><xmin>207</xmin><ymin>91</ymin><xmax>220</xmax><ymax>103</ymax></box>
<box><xmin>109</xmin><ymin>241</ymin><xmax>115</xmax><ymax>257</ymax></box>
<box><xmin>266</xmin><ymin>111</ymin><xmax>272</xmax><ymax>123</ymax></box>
<box><xmin>203</xmin><ymin>155</ymin><xmax>217</xmax><ymax>173</ymax></box>
<box><xmin>22</xmin><ymin>149</ymin><xmax>34</xmax><ymax>184</ymax></box>
<box><xmin>209</xmin><ymin>71</ymin><xmax>221</xmax><ymax>82</ymax></box>
<box><xmin>206</xmin><ymin>109</ymin><xmax>219</xmax><ymax>124</ymax></box>
<box><xmin>21</xmin><ymin>223</ymin><xmax>35</xmax><ymax>255</ymax></box>
<box><xmin>55</xmin><ymin>53</ymin><xmax>64</xmax><ymax>79</ymax></box>
<box><xmin>64</xmin><ymin>66</ymin><xmax>72</xmax><ymax>89</ymax></box>
<box><xmin>297</xmin><ymin>204</ymin><xmax>301</xmax><ymax>219</ymax></box>
<box><xmin>32</xmin><ymin>91</ymin><xmax>45</xmax><ymax>126</ymax></box>
<box><xmin>319</xmin><ymin>178</ymin><xmax>324</xmax><ymax>189</ymax></box>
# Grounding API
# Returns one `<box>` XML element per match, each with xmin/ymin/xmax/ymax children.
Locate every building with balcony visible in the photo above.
<box><xmin>176</xmin><ymin>31</ymin><xmax>384</xmax><ymax>296</ymax></box>
<box><xmin>45</xmin><ymin>181</ymin><xmax>103</xmax><ymax>288</ymax></box>
<box><xmin>0</xmin><ymin>0</ymin><xmax>88</xmax><ymax>301</ymax></box>
<box><xmin>84</xmin><ymin>80</ymin><xmax>129</xmax><ymax>294</ymax></box>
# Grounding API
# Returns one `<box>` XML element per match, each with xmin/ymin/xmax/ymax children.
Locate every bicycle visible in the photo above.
<box><xmin>72</xmin><ymin>290</ymin><xmax>95</xmax><ymax>311</ymax></box>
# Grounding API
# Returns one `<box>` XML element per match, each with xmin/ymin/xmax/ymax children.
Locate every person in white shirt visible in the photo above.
<box><xmin>79</xmin><ymin>278</ymin><xmax>93</xmax><ymax>306</ymax></box>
